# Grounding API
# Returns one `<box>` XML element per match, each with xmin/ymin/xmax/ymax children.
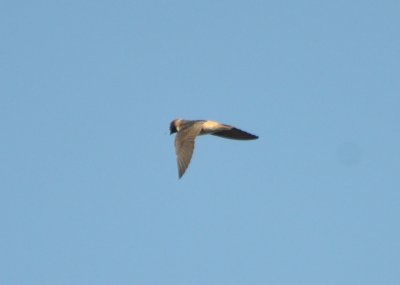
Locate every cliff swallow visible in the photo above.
<box><xmin>170</xmin><ymin>119</ymin><xmax>258</xmax><ymax>178</ymax></box>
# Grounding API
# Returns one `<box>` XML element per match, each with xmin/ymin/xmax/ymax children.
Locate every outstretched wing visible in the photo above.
<box><xmin>174</xmin><ymin>124</ymin><xmax>203</xmax><ymax>178</ymax></box>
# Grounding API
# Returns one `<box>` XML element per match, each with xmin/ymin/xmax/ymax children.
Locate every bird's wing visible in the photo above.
<box><xmin>175</xmin><ymin>123</ymin><xmax>203</xmax><ymax>178</ymax></box>
<box><xmin>211</xmin><ymin>124</ymin><xmax>258</xmax><ymax>140</ymax></box>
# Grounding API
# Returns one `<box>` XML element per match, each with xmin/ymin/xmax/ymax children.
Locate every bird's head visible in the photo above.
<box><xmin>169</xmin><ymin>119</ymin><xmax>181</xmax><ymax>135</ymax></box>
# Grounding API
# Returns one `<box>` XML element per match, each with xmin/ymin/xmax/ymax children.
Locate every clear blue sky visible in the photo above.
<box><xmin>1</xmin><ymin>1</ymin><xmax>399</xmax><ymax>284</ymax></box>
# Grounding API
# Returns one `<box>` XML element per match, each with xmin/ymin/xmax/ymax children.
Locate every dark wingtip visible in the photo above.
<box><xmin>236</xmin><ymin>128</ymin><xmax>258</xmax><ymax>140</ymax></box>
<box><xmin>178</xmin><ymin>168</ymin><xmax>185</xmax><ymax>179</ymax></box>
<box><xmin>212</xmin><ymin>128</ymin><xmax>258</xmax><ymax>140</ymax></box>
<box><xmin>243</xmin><ymin>131</ymin><xmax>258</xmax><ymax>140</ymax></box>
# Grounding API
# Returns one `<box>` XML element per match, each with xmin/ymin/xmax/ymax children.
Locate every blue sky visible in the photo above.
<box><xmin>1</xmin><ymin>0</ymin><xmax>399</xmax><ymax>284</ymax></box>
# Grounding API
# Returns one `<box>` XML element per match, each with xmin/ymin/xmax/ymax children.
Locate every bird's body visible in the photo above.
<box><xmin>170</xmin><ymin>119</ymin><xmax>258</xmax><ymax>178</ymax></box>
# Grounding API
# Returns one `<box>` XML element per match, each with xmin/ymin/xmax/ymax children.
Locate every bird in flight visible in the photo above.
<box><xmin>170</xmin><ymin>119</ymin><xmax>258</xmax><ymax>178</ymax></box>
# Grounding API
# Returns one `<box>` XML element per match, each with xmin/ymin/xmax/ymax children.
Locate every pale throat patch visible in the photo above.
<box><xmin>175</xmin><ymin>119</ymin><xmax>183</xmax><ymax>131</ymax></box>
